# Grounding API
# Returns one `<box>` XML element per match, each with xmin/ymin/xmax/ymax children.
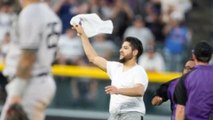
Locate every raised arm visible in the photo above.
<box><xmin>73</xmin><ymin>24</ymin><xmax>107</xmax><ymax>71</ymax></box>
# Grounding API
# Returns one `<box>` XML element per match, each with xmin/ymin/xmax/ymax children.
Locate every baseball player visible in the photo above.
<box><xmin>73</xmin><ymin>24</ymin><xmax>148</xmax><ymax>120</ymax></box>
<box><xmin>0</xmin><ymin>0</ymin><xmax>62</xmax><ymax>120</ymax></box>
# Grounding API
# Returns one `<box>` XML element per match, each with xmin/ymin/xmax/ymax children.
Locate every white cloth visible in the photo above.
<box><xmin>70</xmin><ymin>13</ymin><xmax>113</xmax><ymax>38</ymax></box>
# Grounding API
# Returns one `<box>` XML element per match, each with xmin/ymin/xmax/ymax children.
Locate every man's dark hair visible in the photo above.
<box><xmin>123</xmin><ymin>37</ymin><xmax>143</xmax><ymax>59</ymax></box>
<box><xmin>193</xmin><ymin>41</ymin><xmax>212</xmax><ymax>63</ymax></box>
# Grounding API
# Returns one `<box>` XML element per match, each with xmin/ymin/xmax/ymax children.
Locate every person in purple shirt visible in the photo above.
<box><xmin>174</xmin><ymin>41</ymin><xmax>213</xmax><ymax>120</ymax></box>
<box><xmin>151</xmin><ymin>59</ymin><xmax>195</xmax><ymax>120</ymax></box>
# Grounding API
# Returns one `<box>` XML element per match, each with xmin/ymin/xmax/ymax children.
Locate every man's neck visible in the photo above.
<box><xmin>23</xmin><ymin>0</ymin><xmax>40</xmax><ymax>8</ymax></box>
<box><xmin>196</xmin><ymin>61</ymin><xmax>209</xmax><ymax>66</ymax></box>
<box><xmin>123</xmin><ymin>60</ymin><xmax>137</xmax><ymax>71</ymax></box>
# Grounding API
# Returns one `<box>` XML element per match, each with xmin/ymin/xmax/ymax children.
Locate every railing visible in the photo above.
<box><xmin>0</xmin><ymin>64</ymin><xmax>181</xmax><ymax>83</ymax></box>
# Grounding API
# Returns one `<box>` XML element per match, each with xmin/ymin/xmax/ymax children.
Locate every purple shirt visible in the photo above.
<box><xmin>174</xmin><ymin>65</ymin><xmax>213</xmax><ymax>120</ymax></box>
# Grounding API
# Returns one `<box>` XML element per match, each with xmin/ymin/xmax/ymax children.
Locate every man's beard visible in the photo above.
<box><xmin>119</xmin><ymin>53</ymin><xmax>133</xmax><ymax>63</ymax></box>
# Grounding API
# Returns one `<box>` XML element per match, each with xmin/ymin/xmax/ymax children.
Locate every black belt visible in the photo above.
<box><xmin>6</xmin><ymin>72</ymin><xmax>48</xmax><ymax>80</ymax></box>
<box><xmin>36</xmin><ymin>72</ymin><xmax>49</xmax><ymax>77</ymax></box>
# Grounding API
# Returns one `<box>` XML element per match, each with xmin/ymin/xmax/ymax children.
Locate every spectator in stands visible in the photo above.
<box><xmin>56</xmin><ymin>28</ymin><xmax>84</xmax><ymax>65</ymax></box>
<box><xmin>129</xmin><ymin>0</ymin><xmax>147</xmax><ymax>16</ymax></box>
<box><xmin>92</xmin><ymin>34</ymin><xmax>117</xmax><ymax>60</ymax></box>
<box><xmin>0</xmin><ymin>1</ymin><xmax>16</xmax><ymax>42</ymax></box>
<box><xmin>161</xmin><ymin>0</ymin><xmax>192</xmax><ymax>23</ymax></box>
<box><xmin>151</xmin><ymin>59</ymin><xmax>195</xmax><ymax>120</ymax></box>
<box><xmin>144</xmin><ymin>2</ymin><xmax>165</xmax><ymax>49</ymax></box>
<box><xmin>98</xmin><ymin>0</ymin><xmax>114</xmax><ymax>19</ymax></box>
<box><xmin>111</xmin><ymin>0</ymin><xmax>133</xmax><ymax>45</ymax></box>
<box><xmin>53</xmin><ymin>0</ymin><xmax>78</xmax><ymax>33</ymax></box>
<box><xmin>88</xmin><ymin>0</ymin><xmax>102</xmax><ymax>17</ymax></box>
<box><xmin>0</xmin><ymin>32</ymin><xmax>10</xmax><ymax>64</ymax></box>
<box><xmin>138</xmin><ymin>40</ymin><xmax>165</xmax><ymax>72</ymax></box>
<box><xmin>124</xmin><ymin>15</ymin><xmax>154</xmax><ymax>50</ymax></box>
<box><xmin>163</xmin><ymin>11</ymin><xmax>191</xmax><ymax>72</ymax></box>
<box><xmin>88</xmin><ymin>0</ymin><xmax>114</xmax><ymax>20</ymax></box>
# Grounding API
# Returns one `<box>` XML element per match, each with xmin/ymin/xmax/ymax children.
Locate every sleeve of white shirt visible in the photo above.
<box><xmin>19</xmin><ymin>10</ymin><xmax>42</xmax><ymax>50</ymax></box>
<box><xmin>134</xmin><ymin>67</ymin><xmax>149</xmax><ymax>90</ymax></box>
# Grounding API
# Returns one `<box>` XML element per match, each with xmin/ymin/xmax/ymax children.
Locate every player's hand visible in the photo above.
<box><xmin>151</xmin><ymin>96</ymin><xmax>163</xmax><ymax>106</ymax></box>
<box><xmin>105</xmin><ymin>85</ymin><xmax>119</xmax><ymax>94</ymax></box>
<box><xmin>72</xmin><ymin>24</ymin><xmax>86</xmax><ymax>37</ymax></box>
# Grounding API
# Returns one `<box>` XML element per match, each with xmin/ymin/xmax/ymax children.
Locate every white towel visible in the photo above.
<box><xmin>70</xmin><ymin>13</ymin><xmax>113</xmax><ymax>38</ymax></box>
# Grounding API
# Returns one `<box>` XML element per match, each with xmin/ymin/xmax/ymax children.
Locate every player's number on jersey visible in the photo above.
<box><xmin>46</xmin><ymin>22</ymin><xmax>60</xmax><ymax>49</ymax></box>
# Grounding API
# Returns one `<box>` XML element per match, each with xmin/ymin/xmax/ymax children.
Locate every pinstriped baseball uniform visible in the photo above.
<box><xmin>1</xmin><ymin>2</ymin><xmax>62</xmax><ymax>120</ymax></box>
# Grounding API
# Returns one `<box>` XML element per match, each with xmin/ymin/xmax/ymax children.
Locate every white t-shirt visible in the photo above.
<box><xmin>3</xmin><ymin>3</ymin><xmax>62</xmax><ymax>77</ymax></box>
<box><xmin>106</xmin><ymin>61</ymin><xmax>149</xmax><ymax>115</ymax></box>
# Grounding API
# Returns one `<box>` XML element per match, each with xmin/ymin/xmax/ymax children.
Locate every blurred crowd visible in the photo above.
<box><xmin>0</xmin><ymin>0</ymin><xmax>198</xmax><ymax>72</ymax></box>
<box><xmin>0</xmin><ymin>0</ymin><xmax>213</xmax><ymax>106</ymax></box>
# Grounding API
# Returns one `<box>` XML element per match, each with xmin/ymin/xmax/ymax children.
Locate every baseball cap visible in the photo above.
<box><xmin>192</xmin><ymin>41</ymin><xmax>212</xmax><ymax>62</ymax></box>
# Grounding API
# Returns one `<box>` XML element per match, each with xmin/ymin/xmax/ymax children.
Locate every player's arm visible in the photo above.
<box><xmin>174</xmin><ymin>75</ymin><xmax>188</xmax><ymax>120</ymax></box>
<box><xmin>152</xmin><ymin>80</ymin><xmax>171</xmax><ymax>106</ymax></box>
<box><xmin>105</xmin><ymin>84</ymin><xmax>145</xmax><ymax>97</ymax></box>
<box><xmin>73</xmin><ymin>24</ymin><xmax>107</xmax><ymax>71</ymax></box>
<box><xmin>176</xmin><ymin>104</ymin><xmax>185</xmax><ymax>120</ymax></box>
<box><xmin>16</xmin><ymin>49</ymin><xmax>36</xmax><ymax>80</ymax></box>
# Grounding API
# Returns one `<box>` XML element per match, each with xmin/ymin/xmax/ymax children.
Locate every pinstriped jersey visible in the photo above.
<box><xmin>4</xmin><ymin>3</ymin><xmax>62</xmax><ymax>77</ymax></box>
